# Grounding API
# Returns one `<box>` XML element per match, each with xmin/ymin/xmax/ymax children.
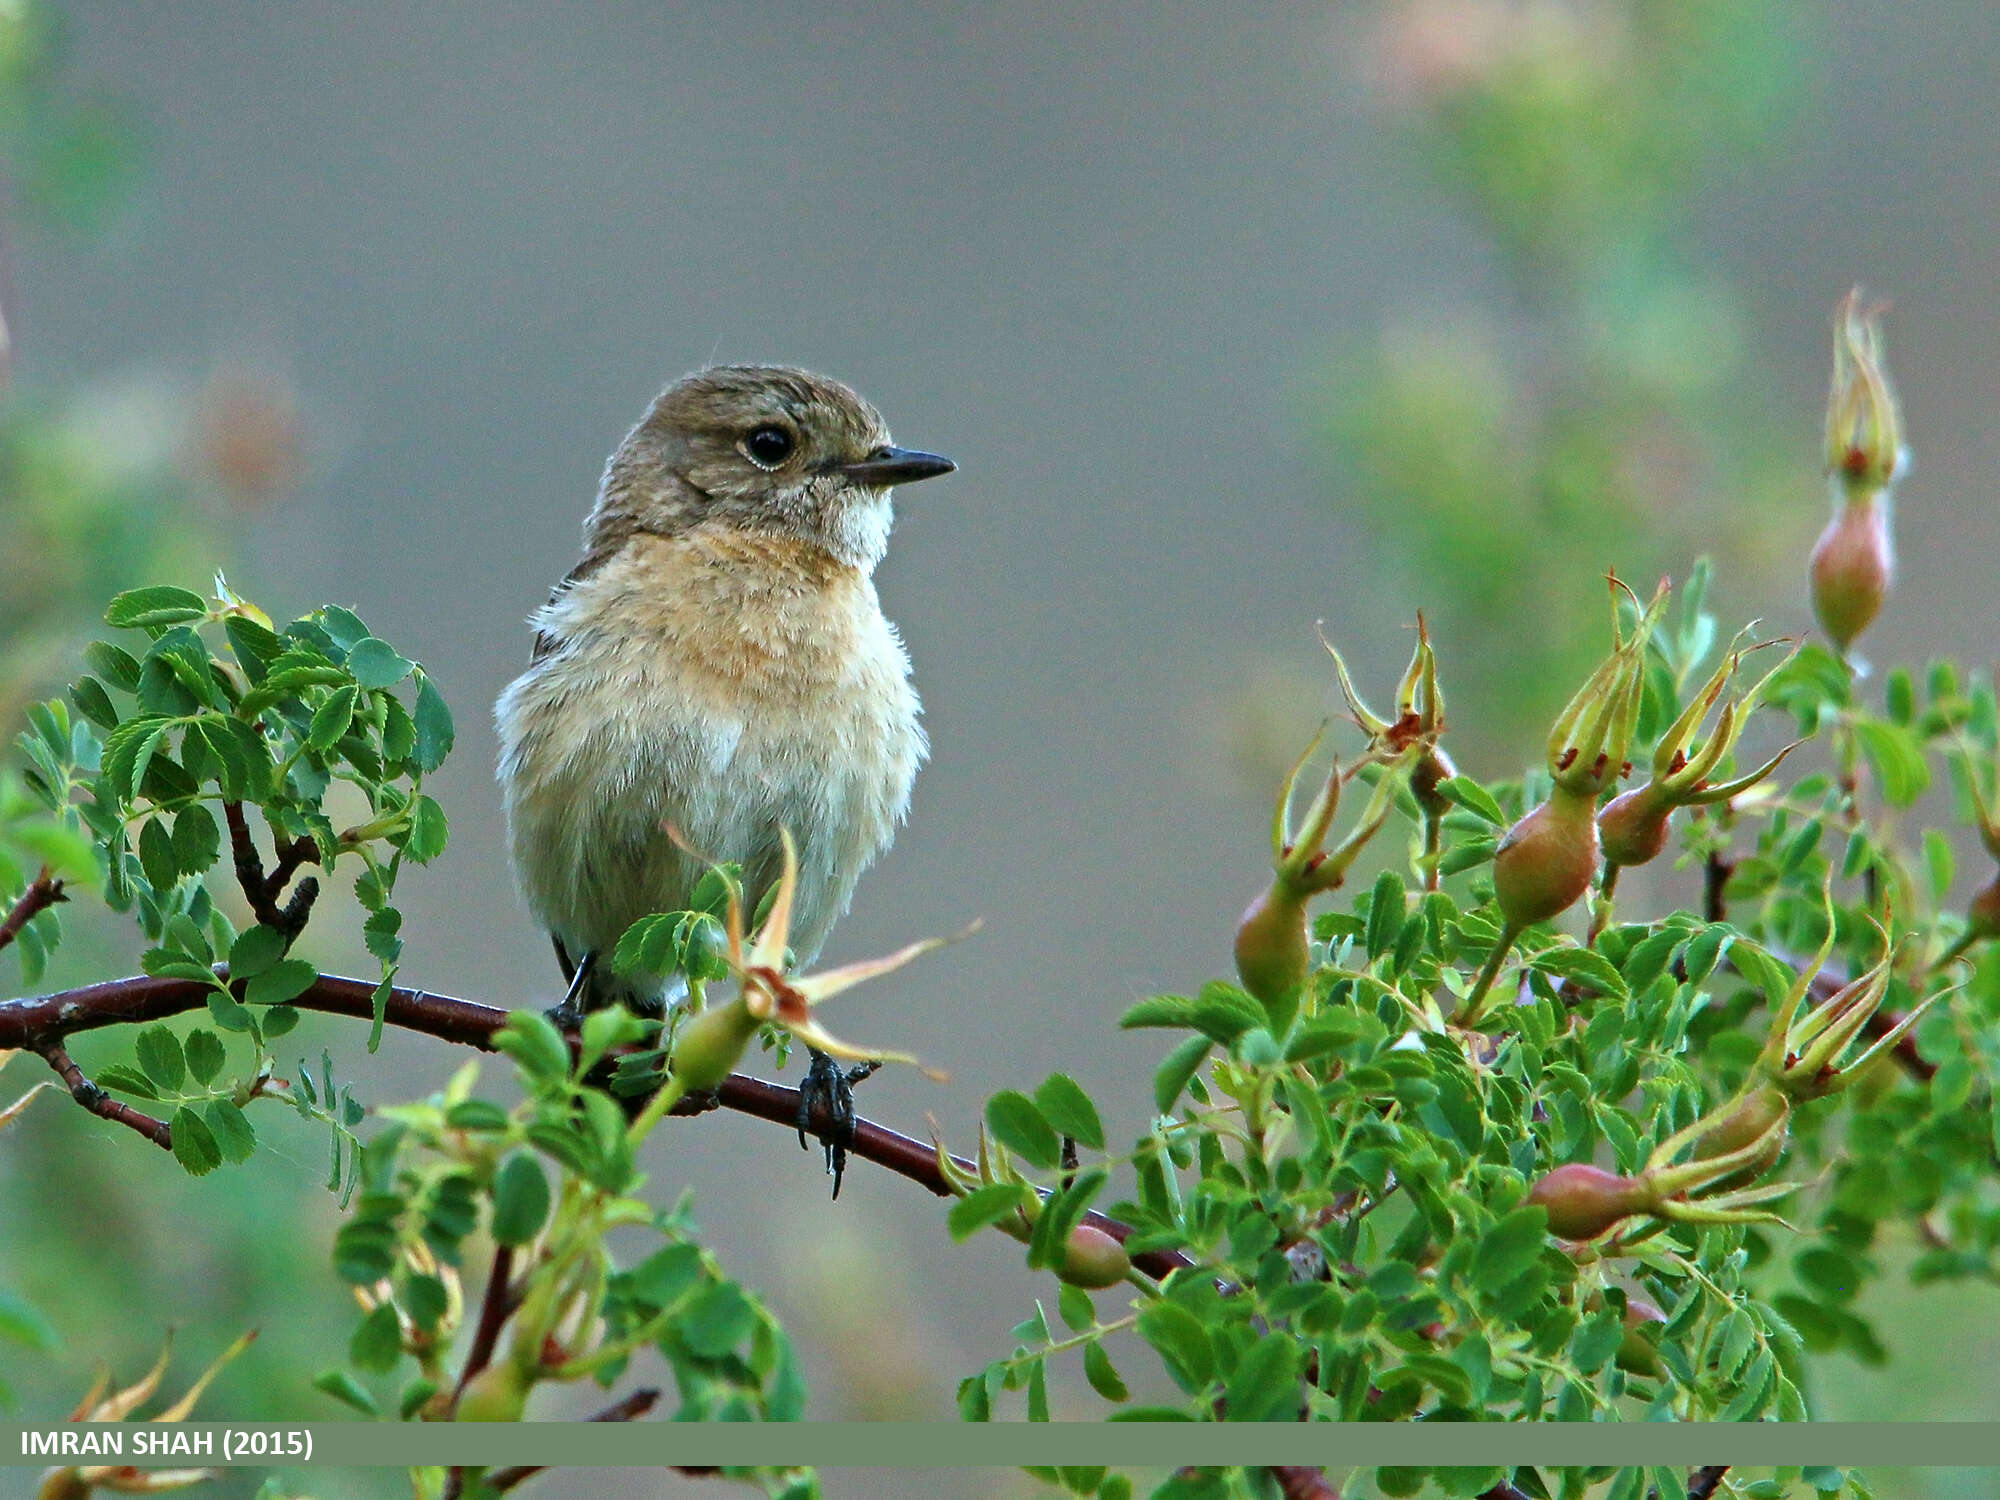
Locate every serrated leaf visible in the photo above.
<box><xmin>135</xmin><ymin>1024</ymin><xmax>186</xmax><ymax>1093</ymax></box>
<box><xmin>183</xmin><ymin>1029</ymin><xmax>226</xmax><ymax>1086</ymax></box>
<box><xmin>490</xmin><ymin>1152</ymin><xmax>552</xmax><ymax>1245</ymax></box>
<box><xmin>170</xmin><ymin>1106</ymin><xmax>222</xmax><ymax>1175</ymax></box>
<box><xmin>171</xmin><ymin>803</ymin><xmax>222</xmax><ymax>875</ymax></box>
<box><xmin>307</xmin><ymin>685</ymin><xmax>358</xmax><ymax>751</ymax></box>
<box><xmin>348</xmin><ymin>1301</ymin><xmax>403</xmax><ymax>1374</ymax></box>
<box><xmin>1527</xmin><ymin>946</ymin><xmax>1629</xmax><ymax>1001</ymax></box>
<box><xmin>1034</xmin><ymin>1073</ymin><xmax>1105</xmax><ymax>1150</ymax></box>
<box><xmin>105</xmin><ymin>586</ymin><xmax>209</xmax><ymax>629</ymax></box>
<box><xmin>312</xmin><ymin>1368</ymin><xmax>379</xmax><ymax>1415</ymax></box>
<box><xmin>1153</xmin><ymin>1034</ymin><xmax>1212</xmax><ymax>1112</ymax></box>
<box><xmin>985</xmin><ymin>1090</ymin><xmax>1061</xmax><ymax>1168</ymax></box>
<box><xmin>346</xmin><ymin>637</ymin><xmax>416</xmax><ymax>689</ymax></box>
<box><xmin>1853</xmin><ymin>719</ymin><xmax>1930</xmax><ymax>807</ymax></box>
<box><xmin>205</xmin><ymin>1099</ymin><xmax>256</xmax><ymax>1163</ymax></box>
<box><xmin>1084</xmin><ymin>1341</ymin><xmax>1128</xmax><ymax>1402</ymax></box>
<box><xmin>363</xmin><ymin>906</ymin><xmax>403</xmax><ymax>965</ymax></box>
<box><xmin>94</xmin><ymin>1064</ymin><xmax>160</xmax><ymax>1099</ymax></box>
<box><xmin>246</xmin><ymin>959</ymin><xmax>317</xmax><ymax>1006</ymax></box>
<box><xmin>85</xmin><ymin>640</ymin><xmax>143</xmax><ymax>692</ymax></box>
<box><xmin>947</xmin><ymin>1182</ymin><xmax>1031</xmax><ymax>1241</ymax></box>
<box><xmin>229</xmin><ymin>924</ymin><xmax>288</xmax><ymax>979</ymax></box>
<box><xmin>413</xmin><ymin>674</ymin><xmax>455</xmax><ymax>772</ymax></box>
<box><xmin>404</xmin><ymin>795</ymin><xmax>448</xmax><ymax>863</ymax></box>
<box><xmin>1437</xmin><ymin>776</ymin><xmax>1506</xmax><ymax>824</ymax></box>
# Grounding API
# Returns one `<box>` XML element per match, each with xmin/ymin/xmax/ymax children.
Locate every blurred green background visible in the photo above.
<box><xmin>2</xmin><ymin>1</ymin><xmax>1998</xmax><ymax>1493</ymax></box>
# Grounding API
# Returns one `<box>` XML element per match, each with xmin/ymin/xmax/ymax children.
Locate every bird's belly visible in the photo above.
<box><xmin>498</xmin><ymin>656</ymin><xmax>919</xmax><ymax>972</ymax></box>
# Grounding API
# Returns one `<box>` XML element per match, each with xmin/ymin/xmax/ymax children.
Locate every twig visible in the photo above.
<box><xmin>450</xmin><ymin>1243</ymin><xmax>516</xmax><ymax>1415</ymax></box>
<box><xmin>0</xmin><ymin>970</ymin><xmax>1197</xmax><ymax>1281</ymax></box>
<box><xmin>34</xmin><ymin>1041</ymin><xmax>172</xmax><ymax>1149</ymax></box>
<box><xmin>1270</xmin><ymin>1468</ymin><xmax>1341</xmax><ymax>1500</ymax></box>
<box><xmin>1703</xmin><ymin>850</ymin><xmax>1732</xmax><ymax>924</ymax></box>
<box><xmin>222</xmin><ymin>802</ymin><xmax>320</xmax><ymax>942</ymax></box>
<box><xmin>1687</xmin><ymin>1467</ymin><xmax>1730</xmax><ymax>1500</ymax></box>
<box><xmin>0</xmin><ymin>868</ymin><xmax>65</xmax><ymax>954</ymax></box>
<box><xmin>481</xmin><ymin>1390</ymin><xmax>669</xmax><ymax>1494</ymax></box>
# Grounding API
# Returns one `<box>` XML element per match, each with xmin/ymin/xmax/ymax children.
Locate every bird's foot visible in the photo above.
<box><xmin>796</xmin><ymin>1049</ymin><xmax>881</xmax><ymax>1199</ymax></box>
<box><xmin>544</xmin><ymin>947</ymin><xmax>598</xmax><ymax>1033</ymax></box>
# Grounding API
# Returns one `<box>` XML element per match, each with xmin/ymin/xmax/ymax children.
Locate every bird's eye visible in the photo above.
<box><xmin>742</xmin><ymin>426</ymin><xmax>795</xmax><ymax>469</ymax></box>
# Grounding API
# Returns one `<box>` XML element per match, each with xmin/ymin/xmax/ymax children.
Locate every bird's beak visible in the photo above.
<box><xmin>840</xmin><ymin>447</ymin><xmax>956</xmax><ymax>487</ymax></box>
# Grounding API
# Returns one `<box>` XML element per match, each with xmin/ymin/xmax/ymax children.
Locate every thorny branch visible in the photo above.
<box><xmin>33</xmin><ymin>1038</ymin><xmax>172</xmax><ymax>1148</ymax></box>
<box><xmin>0</xmin><ymin>867</ymin><xmax>65</xmax><ymax>953</ymax></box>
<box><xmin>223</xmin><ymin>800</ymin><xmax>320</xmax><ymax>942</ymax></box>
<box><xmin>0</xmin><ymin>967</ymin><xmax>1197</xmax><ymax>1281</ymax></box>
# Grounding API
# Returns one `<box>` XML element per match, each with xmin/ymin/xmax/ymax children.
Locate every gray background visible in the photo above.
<box><xmin>9</xmin><ymin>0</ymin><xmax>2000</xmax><ymax>1473</ymax></box>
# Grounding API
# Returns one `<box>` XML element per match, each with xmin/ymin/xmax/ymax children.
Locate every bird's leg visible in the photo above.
<box><xmin>796</xmin><ymin>1049</ymin><xmax>881</xmax><ymax>1199</ymax></box>
<box><xmin>545</xmin><ymin>944</ymin><xmax>596</xmax><ymax>1032</ymax></box>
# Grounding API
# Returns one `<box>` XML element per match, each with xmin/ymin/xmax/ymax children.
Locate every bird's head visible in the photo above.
<box><xmin>589</xmin><ymin>364</ymin><xmax>954</xmax><ymax>570</ymax></box>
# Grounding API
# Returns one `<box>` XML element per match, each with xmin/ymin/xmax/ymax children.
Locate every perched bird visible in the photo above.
<box><xmin>495</xmin><ymin>365</ymin><xmax>954</xmax><ymax>1179</ymax></box>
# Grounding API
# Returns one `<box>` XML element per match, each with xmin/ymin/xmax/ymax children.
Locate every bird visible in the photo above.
<box><xmin>494</xmin><ymin>364</ymin><xmax>954</xmax><ymax>1183</ymax></box>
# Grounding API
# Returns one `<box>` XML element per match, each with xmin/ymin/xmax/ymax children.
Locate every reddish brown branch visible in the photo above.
<box><xmin>0</xmin><ymin>969</ymin><xmax>1195</xmax><ymax>1281</ymax></box>
<box><xmin>34</xmin><ymin>1040</ymin><xmax>172</xmax><ymax>1149</ymax></box>
<box><xmin>478</xmin><ymin>1389</ymin><xmax>667</xmax><ymax>1495</ymax></box>
<box><xmin>1686</xmin><ymin>1468</ymin><xmax>1730</xmax><ymax>1500</ymax></box>
<box><xmin>1271</xmin><ymin>1468</ymin><xmax>1341</xmax><ymax>1500</ymax></box>
<box><xmin>222</xmin><ymin>802</ymin><xmax>320</xmax><ymax>941</ymax></box>
<box><xmin>0</xmin><ymin>868</ymin><xmax>65</xmax><ymax>954</ymax></box>
<box><xmin>449</xmin><ymin>1243</ymin><xmax>516</xmax><ymax>1415</ymax></box>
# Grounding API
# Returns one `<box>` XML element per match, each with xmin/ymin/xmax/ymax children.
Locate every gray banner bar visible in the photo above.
<box><xmin>3</xmin><ymin>1423</ymin><xmax>1998</xmax><ymax>1469</ymax></box>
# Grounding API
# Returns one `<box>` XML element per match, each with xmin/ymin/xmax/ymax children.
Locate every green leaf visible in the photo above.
<box><xmin>1136</xmin><ymin>1302</ymin><xmax>1214</xmax><ymax>1393</ymax></box>
<box><xmin>138</xmin><ymin>816</ymin><xmax>179</xmax><ymax>893</ymax></box>
<box><xmin>205</xmin><ymin>1099</ymin><xmax>257</xmax><ymax>1163</ymax></box>
<box><xmin>312</xmin><ymin>1368</ymin><xmax>379</xmax><ymax>1415</ymax></box>
<box><xmin>1527</xmin><ymin>946</ymin><xmax>1630</xmax><ymax>1001</ymax></box>
<box><xmin>947</xmin><ymin>1182</ymin><xmax>1031</xmax><ymax>1241</ymax></box>
<box><xmin>105</xmin><ymin>586</ymin><xmax>209</xmax><ymax>629</ymax></box>
<box><xmin>183</xmin><ymin>1029</ymin><xmax>226</xmax><ymax>1086</ymax></box>
<box><xmin>169</xmin><ymin>1106</ymin><xmax>222</xmax><ymax>1176</ymax></box>
<box><xmin>206</xmin><ymin>990</ymin><xmax>255</xmax><ymax>1033</ymax></box>
<box><xmin>1472</xmin><ymin>1205</ymin><xmax>1548</xmax><ymax>1289</ymax></box>
<box><xmin>1153</xmin><ymin>1034</ymin><xmax>1212</xmax><ymax>1113</ymax></box>
<box><xmin>1083</xmin><ymin>1341</ymin><xmax>1129</xmax><ymax>1402</ymax></box>
<box><xmin>135</xmin><ymin>1024</ymin><xmax>186</xmax><ymax>1092</ymax></box>
<box><xmin>1034</xmin><ymin>1073</ymin><xmax>1105</xmax><ymax>1150</ymax></box>
<box><xmin>348</xmin><ymin>1302</ymin><xmax>403</xmax><ymax>1374</ymax></box>
<box><xmin>490</xmin><ymin>1152</ymin><xmax>552</xmax><ymax>1245</ymax></box>
<box><xmin>403</xmin><ymin>1274</ymin><xmax>450</xmax><ymax>1333</ymax></box>
<box><xmin>1056</xmin><ymin>1282</ymin><xmax>1095</xmax><ymax>1334</ymax></box>
<box><xmin>985</xmin><ymin>1090</ymin><xmax>1061</xmax><ymax>1169</ymax></box>
<box><xmin>1854</xmin><ymin>719</ymin><xmax>1931</xmax><ymax>807</ymax></box>
<box><xmin>1223</xmin><ymin>1335</ymin><xmax>1301</xmax><ymax>1421</ymax></box>
<box><xmin>413</xmin><ymin>674</ymin><xmax>455</xmax><ymax>772</ymax></box>
<box><xmin>93</xmin><ymin>1064</ymin><xmax>159</xmax><ymax>1099</ymax></box>
<box><xmin>85</xmin><ymin>640</ymin><xmax>143</xmax><ymax>692</ymax></box>
<box><xmin>246</xmin><ymin>959</ymin><xmax>317</xmax><ymax>1006</ymax></box>
<box><xmin>1119</xmin><ymin>983</ymin><xmax>1265</xmax><ymax>1044</ymax></box>
<box><xmin>494</xmin><ymin>1012</ymin><xmax>572</xmax><ymax>1083</ymax></box>
<box><xmin>70</xmin><ymin>675</ymin><xmax>119</xmax><ymax>731</ymax></box>
<box><xmin>1436</xmin><ymin>775</ymin><xmax>1506</xmax><ymax>824</ymax></box>
<box><xmin>0</xmin><ymin>1289</ymin><xmax>57</xmax><ymax>1352</ymax></box>
<box><xmin>1366</xmin><ymin>869</ymin><xmax>1407</xmax><ymax>958</ymax></box>
<box><xmin>171</xmin><ymin>803</ymin><xmax>221</xmax><ymax>875</ymax></box>
<box><xmin>363</xmin><ymin>907</ymin><xmax>404</xmax><ymax>965</ymax></box>
<box><xmin>404</xmin><ymin>795</ymin><xmax>449</xmax><ymax>863</ymax></box>
<box><xmin>307</xmin><ymin>684</ymin><xmax>359</xmax><ymax>751</ymax></box>
<box><xmin>346</xmin><ymin>637</ymin><xmax>415</xmax><ymax>689</ymax></box>
<box><xmin>229</xmin><ymin>923</ymin><xmax>288</xmax><ymax>980</ymax></box>
<box><xmin>678</xmin><ymin>1281</ymin><xmax>756</xmax><ymax>1358</ymax></box>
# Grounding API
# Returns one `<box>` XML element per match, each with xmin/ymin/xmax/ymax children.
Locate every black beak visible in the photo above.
<box><xmin>840</xmin><ymin>447</ymin><xmax>956</xmax><ymax>487</ymax></box>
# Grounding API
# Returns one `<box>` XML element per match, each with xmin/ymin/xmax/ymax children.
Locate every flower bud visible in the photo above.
<box><xmin>1494</xmin><ymin>785</ymin><xmax>1601</xmax><ymax>930</ymax></box>
<box><xmin>1615</xmin><ymin>1297</ymin><xmax>1668</xmax><ymax>1379</ymax></box>
<box><xmin>1690</xmin><ymin>1081</ymin><xmax>1791</xmax><ymax>1189</ymax></box>
<box><xmin>455</xmin><ymin>1360</ymin><xmax>533</xmax><ymax>1422</ymax></box>
<box><xmin>1824</xmin><ymin>289</ymin><xmax>1905</xmax><ymax>495</ymax></box>
<box><xmin>1057</xmin><ymin>1224</ymin><xmax>1132</xmax><ymax>1289</ymax></box>
<box><xmin>1235</xmin><ymin>883</ymin><xmax>1311</xmax><ymax>1006</ymax></box>
<box><xmin>1810</xmin><ymin>497</ymin><xmax>1892</xmax><ymax>655</ymax></box>
<box><xmin>668</xmin><ymin>996</ymin><xmax>761</xmax><ymax>1092</ymax></box>
<box><xmin>1527</xmin><ymin>1163</ymin><xmax>1652</xmax><ymax>1241</ymax></box>
<box><xmin>1595</xmin><ymin>785</ymin><xmax>1671</xmax><ymax>869</ymax></box>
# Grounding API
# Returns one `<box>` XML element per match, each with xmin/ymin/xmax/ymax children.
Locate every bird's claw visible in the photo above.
<box><xmin>796</xmin><ymin>1050</ymin><xmax>880</xmax><ymax>1199</ymax></box>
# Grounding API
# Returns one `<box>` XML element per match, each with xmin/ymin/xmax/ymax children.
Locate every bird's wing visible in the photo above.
<box><xmin>530</xmin><ymin>546</ymin><xmax>620</xmax><ymax>663</ymax></box>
